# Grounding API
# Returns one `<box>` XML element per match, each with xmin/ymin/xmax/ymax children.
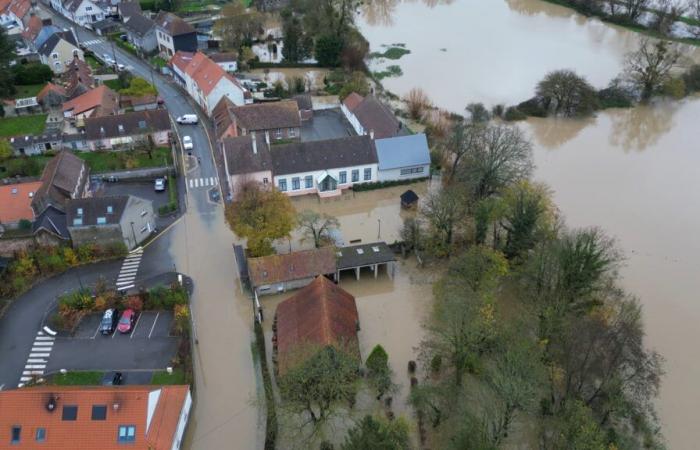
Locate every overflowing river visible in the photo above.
<box><xmin>359</xmin><ymin>0</ymin><xmax>700</xmax><ymax>447</ymax></box>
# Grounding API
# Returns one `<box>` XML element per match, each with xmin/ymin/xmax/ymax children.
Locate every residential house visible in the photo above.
<box><xmin>84</xmin><ymin>109</ymin><xmax>171</xmax><ymax>150</ymax></box>
<box><xmin>0</xmin><ymin>385</ymin><xmax>192</xmax><ymax>449</ymax></box>
<box><xmin>119</xmin><ymin>93</ymin><xmax>160</xmax><ymax>111</ymax></box>
<box><xmin>222</xmin><ymin>134</ymin><xmax>378</xmax><ymax>197</ymax></box>
<box><xmin>169</xmin><ymin>51</ymin><xmax>250</xmax><ymax>115</ymax></box>
<box><xmin>117</xmin><ymin>0</ymin><xmax>141</xmax><ymax>19</ymax></box>
<box><xmin>0</xmin><ymin>180</ymin><xmax>42</xmax><ymax>228</ymax></box>
<box><xmin>293</xmin><ymin>94</ymin><xmax>313</xmax><ymax>121</ymax></box>
<box><xmin>375</xmin><ymin>133</ymin><xmax>431</xmax><ymax>182</ymax></box>
<box><xmin>36</xmin><ymin>82</ymin><xmax>68</xmax><ymax>108</ymax></box>
<box><xmin>0</xmin><ymin>0</ymin><xmax>31</xmax><ymax>33</ymax></box>
<box><xmin>121</xmin><ymin>10</ymin><xmax>157</xmax><ymax>53</ymax></box>
<box><xmin>20</xmin><ymin>13</ymin><xmax>42</xmax><ymax>48</ymax></box>
<box><xmin>341</xmin><ymin>92</ymin><xmax>403</xmax><ymax>139</ymax></box>
<box><xmin>154</xmin><ymin>11</ymin><xmax>196</xmax><ymax>58</ymax></box>
<box><xmin>34</xmin><ymin>24</ymin><xmax>61</xmax><ymax>49</ymax></box>
<box><xmin>273</xmin><ymin>275</ymin><xmax>360</xmax><ymax>376</ymax></box>
<box><xmin>37</xmin><ymin>30</ymin><xmax>84</xmax><ymax>74</ymax></box>
<box><xmin>271</xmin><ymin>135</ymin><xmax>378</xmax><ymax>197</ymax></box>
<box><xmin>62</xmin><ymin>57</ymin><xmax>94</xmax><ymax>98</ymax></box>
<box><xmin>212</xmin><ymin>98</ymin><xmax>301</xmax><ymax>143</ymax></box>
<box><xmin>209</xmin><ymin>51</ymin><xmax>237</xmax><ymax>72</ymax></box>
<box><xmin>67</xmin><ymin>195</ymin><xmax>155</xmax><ymax>250</ymax></box>
<box><xmin>32</xmin><ymin>204</ymin><xmax>70</xmax><ymax>243</ymax></box>
<box><xmin>62</xmin><ymin>84</ymin><xmax>119</xmax><ymax>121</ymax></box>
<box><xmin>50</xmin><ymin>0</ymin><xmax>109</xmax><ymax>28</ymax></box>
<box><xmin>247</xmin><ymin>247</ymin><xmax>337</xmax><ymax>297</ymax></box>
<box><xmin>31</xmin><ymin>150</ymin><xmax>90</xmax><ymax>215</ymax></box>
<box><xmin>10</xmin><ymin>132</ymin><xmax>62</xmax><ymax>155</ymax></box>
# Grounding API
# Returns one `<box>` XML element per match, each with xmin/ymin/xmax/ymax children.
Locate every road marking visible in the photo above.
<box><xmin>29</xmin><ymin>353</ymin><xmax>50</xmax><ymax>358</ymax></box>
<box><xmin>24</xmin><ymin>364</ymin><xmax>46</xmax><ymax>369</ymax></box>
<box><xmin>116</xmin><ymin>284</ymin><xmax>135</xmax><ymax>290</ymax></box>
<box><xmin>208</xmin><ymin>177</ymin><xmax>213</xmax><ymax>186</ymax></box>
<box><xmin>32</xmin><ymin>341</ymin><xmax>53</xmax><ymax>346</ymax></box>
<box><xmin>119</xmin><ymin>269</ymin><xmax>139</xmax><ymax>276</ymax></box>
<box><xmin>35</xmin><ymin>336</ymin><xmax>54</xmax><ymax>341</ymax></box>
<box><xmin>148</xmin><ymin>312</ymin><xmax>160</xmax><ymax>338</ymax></box>
<box><xmin>22</xmin><ymin>370</ymin><xmax>43</xmax><ymax>375</ymax></box>
<box><xmin>189</xmin><ymin>178</ymin><xmax>194</xmax><ymax>188</ymax></box>
<box><xmin>92</xmin><ymin>321</ymin><xmax>102</xmax><ymax>339</ymax></box>
<box><xmin>121</xmin><ymin>261</ymin><xmax>141</xmax><ymax>268</ymax></box>
<box><xmin>27</xmin><ymin>359</ymin><xmax>46</xmax><ymax>363</ymax></box>
<box><xmin>130</xmin><ymin>313</ymin><xmax>143</xmax><ymax>339</ymax></box>
<box><xmin>195</xmin><ymin>178</ymin><xmax>200</xmax><ymax>188</ymax></box>
<box><xmin>37</xmin><ymin>331</ymin><xmax>44</xmax><ymax>336</ymax></box>
<box><xmin>117</xmin><ymin>278</ymin><xmax>136</xmax><ymax>285</ymax></box>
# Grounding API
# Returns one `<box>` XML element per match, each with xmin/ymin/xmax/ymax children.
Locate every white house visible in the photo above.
<box><xmin>50</xmin><ymin>0</ymin><xmax>109</xmax><ymax>28</ymax></box>
<box><xmin>341</xmin><ymin>92</ymin><xmax>403</xmax><ymax>140</ymax></box>
<box><xmin>170</xmin><ymin>51</ymin><xmax>250</xmax><ymax>115</ymax></box>
<box><xmin>37</xmin><ymin>30</ymin><xmax>84</xmax><ymax>74</ymax></box>
<box><xmin>375</xmin><ymin>133</ymin><xmax>431</xmax><ymax>182</ymax></box>
<box><xmin>0</xmin><ymin>0</ymin><xmax>30</xmax><ymax>33</ymax></box>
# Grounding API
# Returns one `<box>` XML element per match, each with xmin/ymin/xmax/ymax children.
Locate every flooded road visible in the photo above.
<box><xmin>526</xmin><ymin>98</ymin><xmax>700</xmax><ymax>449</ymax></box>
<box><xmin>164</xmin><ymin>207</ymin><xmax>261</xmax><ymax>449</ymax></box>
<box><xmin>359</xmin><ymin>0</ymin><xmax>700</xmax><ymax>110</ymax></box>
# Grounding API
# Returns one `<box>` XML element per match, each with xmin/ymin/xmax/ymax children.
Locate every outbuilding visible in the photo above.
<box><xmin>375</xmin><ymin>133</ymin><xmax>431</xmax><ymax>182</ymax></box>
<box><xmin>401</xmin><ymin>189</ymin><xmax>419</xmax><ymax>209</ymax></box>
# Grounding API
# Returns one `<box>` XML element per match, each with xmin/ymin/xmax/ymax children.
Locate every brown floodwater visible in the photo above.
<box><xmin>358</xmin><ymin>0</ymin><xmax>700</xmax><ymax>110</ymax></box>
<box><xmin>526</xmin><ymin>97</ymin><xmax>700</xmax><ymax>449</ymax></box>
<box><xmin>165</xmin><ymin>208</ymin><xmax>261</xmax><ymax>450</ymax></box>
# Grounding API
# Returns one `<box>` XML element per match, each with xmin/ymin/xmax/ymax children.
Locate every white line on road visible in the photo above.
<box><xmin>29</xmin><ymin>353</ymin><xmax>50</xmax><ymax>358</ymax></box>
<box><xmin>27</xmin><ymin>359</ymin><xmax>47</xmax><ymax>363</ymax></box>
<box><xmin>209</xmin><ymin>177</ymin><xmax>215</xmax><ymax>185</ymax></box>
<box><xmin>130</xmin><ymin>313</ymin><xmax>143</xmax><ymax>339</ymax></box>
<box><xmin>194</xmin><ymin>178</ymin><xmax>200</xmax><ymax>188</ymax></box>
<box><xmin>116</xmin><ymin>278</ymin><xmax>136</xmax><ymax>285</ymax></box>
<box><xmin>189</xmin><ymin>179</ymin><xmax>194</xmax><ymax>188</ymax></box>
<box><xmin>34</xmin><ymin>336</ymin><xmax>54</xmax><ymax>341</ymax></box>
<box><xmin>22</xmin><ymin>370</ymin><xmax>43</xmax><ymax>375</ymax></box>
<box><xmin>116</xmin><ymin>284</ymin><xmax>135</xmax><ymax>290</ymax></box>
<box><xmin>148</xmin><ymin>312</ymin><xmax>160</xmax><ymax>339</ymax></box>
<box><xmin>32</xmin><ymin>341</ymin><xmax>53</xmax><ymax>346</ymax></box>
<box><xmin>24</xmin><ymin>364</ymin><xmax>46</xmax><ymax>369</ymax></box>
<box><xmin>121</xmin><ymin>261</ymin><xmax>141</xmax><ymax>267</ymax></box>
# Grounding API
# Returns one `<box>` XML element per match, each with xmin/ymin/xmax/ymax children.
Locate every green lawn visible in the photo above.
<box><xmin>0</xmin><ymin>155</ymin><xmax>52</xmax><ymax>179</ymax></box>
<box><xmin>51</xmin><ymin>371</ymin><xmax>104</xmax><ymax>385</ymax></box>
<box><xmin>85</xmin><ymin>54</ymin><xmax>103</xmax><ymax>70</ymax></box>
<box><xmin>151</xmin><ymin>368</ymin><xmax>186</xmax><ymax>385</ymax></box>
<box><xmin>76</xmin><ymin>147</ymin><xmax>172</xmax><ymax>173</ymax></box>
<box><xmin>14</xmin><ymin>83</ymin><xmax>46</xmax><ymax>98</ymax></box>
<box><xmin>0</xmin><ymin>114</ymin><xmax>47</xmax><ymax>137</ymax></box>
<box><xmin>103</xmin><ymin>78</ymin><xmax>122</xmax><ymax>90</ymax></box>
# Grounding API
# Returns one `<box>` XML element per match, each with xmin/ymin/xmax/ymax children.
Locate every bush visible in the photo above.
<box><xmin>503</xmin><ymin>106</ymin><xmax>527</xmax><ymax>121</ymax></box>
<box><xmin>516</xmin><ymin>97</ymin><xmax>547</xmax><ymax>117</ymax></box>
<box><xmin>352</xmin><ymin>177</ymin><xmax>428</xmax><ymax>192</ymax></box>
<box><xmin>18</xmin><ymin>219</ymin><xmax>31</xmax><ymax>230</ymax></box>
<box><xmin>430</xmin><ymin>354</ymin><xmax>442</xmax><ymax>373</ymax></box>
<box><xmin>683</xmin><ymin>65</ymin><xmax>700</xmax><ymax>92</ymax></box>
<box><xmin>315</xmin><ymin>34</ymin><xmax>343</xmax><ymax>67</ymax></box>
<box><xmin>144</xmin><ymin>285</ymin><xmax>188</xmax><ymax>310</ymax></box>
<box><xmin>662</xmin><ymin>77</ymin><xmax>686</xmax><ymax>99</ymax></box>
<box><xmin>12</xmin><ymin>63</ymin><xmax>52</xmax><ymax>85</ymax></box>
<box><xmin>598</xmin><ymin>85</ymin><xmax>634</xmax><ymax>109</ymax></box>
<box><xmin>123</xmin><ymin>296</ymin><xmax>143</xmax><ymax>312</ymax></box>
<box><xmin>159</xmin><ymin>201</ymin><xmax>177</xmax><ymax>216</ymax></box>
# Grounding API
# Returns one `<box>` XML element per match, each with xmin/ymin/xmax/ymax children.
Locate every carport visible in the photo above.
<box><xmin>335</xmin><ymin>242</ymin><xmax>396</xmax><ymax>281</ymax></box>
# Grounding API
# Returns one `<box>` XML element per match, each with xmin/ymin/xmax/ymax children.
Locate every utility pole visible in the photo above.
<box><xmin>377</xmin><ymin>218</ymin><xmax>381</xmax><ymax>239</ymax></box>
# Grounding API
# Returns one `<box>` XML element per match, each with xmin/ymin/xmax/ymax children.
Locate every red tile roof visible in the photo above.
<box><xmin>0</xmin><ymin>385</ymin><xmax>190</xmax><ymax>450</ymax></box>
<box><xmin>0</xmin><ymin>180</ymin><xmax>41</xmax><ymax>223</ymax></box>
<box><xmin>248</xmin><ymin>247</ymin><xmax>337</xmax><ymax>287</ymax></box>
<box><xmin>274</xmin><ymin>276</ymin><xmax>360</xmax><ymax>374</ymax></box>
<box><xmin>7</xmin><ymin>0</ymin><xmax>29</xmax><ymax>19</ymax></box>
<box><xmin>171</xmin><ymin>51</ymin><xmax>245</xmax><ymax>97</ymax></box>
<box><xmin>343</xmin><ymin>92</ymin><xmax>364</xmax><ymax>112</ymax></box>
<box><xmin>37</xmin><ymin>82</ymin><xmax>67</xmax><ymax>102</ymax></box>
<box><xmin>169</xmin><ymin>50</ymin><xmax>193</xmax><ymax>73</ymax></box>
<box><xmin>21</xmin><ymin>14</ymin><xmax>42</xmax><ymax>41</ymax></box>
<box><xmin>62</xmin><ymin>85</ymin><xmax>118</xmax><ymax>117</ymax></box>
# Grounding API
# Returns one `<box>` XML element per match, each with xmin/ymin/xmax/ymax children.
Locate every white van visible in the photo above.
<box><xmin>176</xmin><ymin>114</ymin><xmax>198</xmax><ymax>124</ymax></box>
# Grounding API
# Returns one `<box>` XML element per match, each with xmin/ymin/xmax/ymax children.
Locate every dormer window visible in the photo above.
<box><xmin>107</xmin><ymin>206</ymin><xmax>113</xmax><ymax>214</ymax></box>
<box><xmin>77</xmin><ymin>208</ymin><xmax>83</xmax><ymax>216</ymax></box>
<box><xmin>97</xmin><ymin>217</ymin><xmax>107</xmax><ymax>225</ymax></box>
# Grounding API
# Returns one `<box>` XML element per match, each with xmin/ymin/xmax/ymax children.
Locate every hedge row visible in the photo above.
<box><xmin>352</xmin><ymin>177</ymin><xmax>429</xmax><ymax>192</ymax></box>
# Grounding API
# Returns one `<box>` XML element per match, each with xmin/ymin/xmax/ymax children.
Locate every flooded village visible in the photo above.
<box><xmin>0</xmin><ymin>0</ymin><xmax>699</xmax><ymax>449</ymax></box>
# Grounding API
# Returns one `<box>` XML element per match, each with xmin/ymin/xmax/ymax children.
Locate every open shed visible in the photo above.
<box><xmin>400</xmin><ymin>189</ymin><xmax>419</xmax><ymax>209</ymax></box>
<box><xmin>335</xmin><ymin>241</ymin><xmax>396</xmax><ymax>281</ymax></box>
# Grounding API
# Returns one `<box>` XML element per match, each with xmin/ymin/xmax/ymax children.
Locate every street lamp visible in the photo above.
<box><xmin>377</xmin><ymin>218</ymin><xmax>381</xmax><ymax>239</ymax></box>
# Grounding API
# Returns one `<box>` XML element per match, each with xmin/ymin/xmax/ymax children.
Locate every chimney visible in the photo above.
<box><xmin>369</xmin><ymin>130</ymin><xmax>375</xmax><ymax>140</ymax></box>
<box><xmin>265</xmin><ymin>131</ymin><xmax>270</xmax><ymax>145</ymax></box>
<box><xmin>251</xmin><ymin>133</ymin><xmax>257</xmax><ymax>154</ymax></box>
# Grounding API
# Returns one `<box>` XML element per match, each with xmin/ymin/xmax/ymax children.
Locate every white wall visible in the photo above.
<box><xmin>216</xmin><ymin>61</ymin><xmax>237</xmax><ymax>72</ymax></box>
<box><xmin>205</xmin><ymin>77</ymin><xmax>245</xmax><ymax>114</ymax></box>
<box><xmin>274</xmin><ymin>163</ymin><xmax>378</xmax><ymax>197</ymax></box>
<box><xmin>340</xmin><ymin>103</ymin><xmax>365</xmax><ymax>136</ymax></box>
<box><xmin>170</xmin><ymin>390</ymin><xmax>192</xmax><ymax>450</ymax></box>
<box><xmin>377</xmin><ymin>163</ymin><xmax>430</xmax><ymax>182</ymax></box>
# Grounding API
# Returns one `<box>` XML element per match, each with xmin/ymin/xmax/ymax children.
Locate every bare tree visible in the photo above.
<box><xmin>297</xmin><ymin>209</ymin><xmax>340</xmax><ymax>248</ymax></box>
<box><xmin>689</xmin><ymin>0</ymin><xmax>700</xmax><ymax>37</ymax></box>
<box><xmin>422</xmin><ymin>186</ymin><xmax>466</xmax><ymax>253</ymax></box>
<box><xmin>652</xmin><ymin>0</ymin><xmax>687</xmax><ymax>36</ymax></box>
<box><xmin>624</xmin><ymin>39</ymin><xmax>681</xmax><ymax>100</ymax></box>
<box><xmin>404</xmin><ymin>87</ymin><xmax>431</xmax><ymax>120</ymax></box>
<box><xmin>444</xmin><ymin>122</ymin><xmax>484</xmax><ymax>183</ymax></box>
<box><xmin>620</xmin><ymin>0</ymin><xmax>650</xmax><ymax>22</ymax></box>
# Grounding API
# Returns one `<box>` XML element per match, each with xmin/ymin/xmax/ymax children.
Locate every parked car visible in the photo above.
<box><xmin>154</xmin><ymin>178</ymin><xmax>166</xmax><ymax>192</ymax></box>
<box><xmin>176</xmin><ymin>114</ymin><xmax>198</xmax><ymax>124</ymax></box>
<box><xmin>103</xmin><ymin>372</ymin><xmax>123</xmax><ymax>385</ymax></box>
<box><xmin>117</xmin><ymin>309</ymin><xmax>136</xmax><ymax>334</ymax></box>
<box><xmin>99</xmin><ymin>308</ymin><xmax>119</xmax><ymax>335</ymax></box>
<box><xmin>182</xmin><ymin>135</ymin><xmax>193</xmax><ymax>150</ymax></box>
<box><xmin>117</xmin><ymin>63</ymin><xmax>126</xmax><ymax>71</ymax></box>
<box><xmin>102</xmin><ymin>53</ymin><xmax>115</xmax><ymax>65</ymax></box>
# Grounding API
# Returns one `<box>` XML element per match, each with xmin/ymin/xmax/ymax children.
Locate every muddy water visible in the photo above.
<box><xmin>526</xmin><ymin>97</ymin><xmax>700</xmax><ymax>448</ymax></box>
<box><xmin>359</xmin><ymin>0</ymin><xmax>694</xmax><ymax>109</ymax></box>
<box><xmin>165</xmin><ymin>208</ymin><xmax>261</xmax><ymax>449</ymax></box>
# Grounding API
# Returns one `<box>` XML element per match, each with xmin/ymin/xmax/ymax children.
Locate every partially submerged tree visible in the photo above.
<box><xmin>225</xmin><ymin>181</ymin><xmax>295</xmax><ymax>256</ymax></box>
<box><xmin>466</xmin><ymin>102</ymin><xmax>491</xmax><ymax>123</ymax></box>
<box><xmin>341</xmin><ymin>415</ymin><xmax>410</xmax><ymax>450</ymax></box>
<box><xmin>421</xmin><ymin>185</ymin><xmax>466</xmax><ymax>255</ymax></box>
<box><xmin>365</xmin><ymin>345</ymin><xmax>393</xmax><ymax>399</ymax></box>
<box><xmin>297</xmin><ymin>209</ymin><xmax>340</xmax><ymax>248</ymax></box>
<box><xmin>624</xmin><ymin>39</ymin><xmax>681</xmax><ymax>100</ymax></box>
<box><xmin>214</xmin><ymin>3</ymin><xmax>264</xmax><ymax>51</ymax></box>
<box><xmin>499</xmin><ymin>180</ymin><xmax>555</xmax><ymax>260</ymax></box>
<box><xmin>404</xmin><ymin>88</ymin><xmax>431</xmax><ymax>120</ymax></box>
<box><xmin>536</xmin><ymin>69</ymin><xmax>599</xmax><ymax>117</ymax></box>
<box><xmin>448</xmin><ymin>245</ymin><xmax>508</xmax><ymax>295</ymax></box>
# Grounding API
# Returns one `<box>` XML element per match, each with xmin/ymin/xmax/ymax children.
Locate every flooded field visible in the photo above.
<box><xmin>244</xmin><ymin>68</ymin><xmax>331</xmax><ymax>92</ymax></box>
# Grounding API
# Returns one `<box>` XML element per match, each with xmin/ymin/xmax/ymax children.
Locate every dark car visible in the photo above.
<box><xmin>99</xmin><ymin>309</ymin><xmax>119</xmax><ymax>335</ymax></box>
<box><xmin>102</xmin><ymin>372</ymin><xmax>123</xmax><ymax>386</ymax></box>
<box><xmin>117</xmin><ymin>309</ymin><xmax>136</xmax><ymax>334</ymax></box>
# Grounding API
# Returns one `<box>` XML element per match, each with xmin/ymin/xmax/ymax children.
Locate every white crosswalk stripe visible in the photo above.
<box><xmin>115</xmin><ymin>249</ymin><xmax>143</xmax><ymax>289</ymax></box>
<box><xmin>188</xmin><ymin>177</ymin><xmax>219</xmax><ymax>189</ymax></box>
<box><xmin>18</xmin><ymin>330</ymin><xmax>55</xmax><ymax>387</ymax></box>
<box><xmin>82</xmin><ymin>39</ymin><xmax>103</xmax><ymax>46</ymax></box>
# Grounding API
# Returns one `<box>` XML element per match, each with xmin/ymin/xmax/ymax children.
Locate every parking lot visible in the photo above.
<box><xmin>45</xmin><ymin>311</ymin><xmax>179</xmax><ymax>373</ymax></box>
<box><xmin>92</xmin><ymin>180</ymin><xmax>177</xmax><ymax>229</ymax></box>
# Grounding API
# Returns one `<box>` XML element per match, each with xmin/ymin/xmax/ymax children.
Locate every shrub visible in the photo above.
<box><xmin>63</xmin><ymin>248</ymin><xmax>79</xmax><ymax>266</ymax></box>
<box><xmin>598</xmin><ymin>85</ymin><xmax>634</xmax><ymax>109</ymax></box>
<box><xmin>503</xmin><ymin>106</ymin><xmax>527</xmax><ymax>121</ymax></box>
<box><xmin>404</xmin><ymin>88</ymin><xmax>431</xmax><ymax>121</ymax></box>
<box><xmin>430</xmin><ymin>354</ymin><xmax>442</xmax><ymax>373</ymax></box>
<box><xmin>517</xmin><ymin>97</ymin><xmax>547</xmax><ymax>117</ymax></box>
<box><xmin>366</xmin><ymin>344</ymin><xmax>392</xmax><ymax>398</ymax></box>
<box><xmin>492</xmin><ymin>104</ymin><xmax>505</xmax><ymax>118</ymax></box>
<box><xmin>352</xmin><ymin>177</ymin><xmax>429</xmax><ymax>192</ymax></box>
<box><xmin>18</xmin><ymin>219</ymin><xmax>31</xmax><ymax>230</ymax></box>
<box><xmin>315</xmin><ymin>34</ymin><xmax>343</xmax><ymax>67</ymax></box>
<box><xmin>683</xmin><ymin>65</ymin><xmax>700</xmax><ymax>92</ymax></box>
<box><xmin>123</xmin><ymin>296</ymin><xmax>143</xmax><ymax>312</ymax></box>
<box><xmin>12</xmin><ymin>63</ymin><xmax>52</xmax><ymax>85</ymax></box>
<box><xmin>173</xmin><ymin>304</ymin><xmax>189</xmax><ymax>335</ymax></box>
<box><xmin>76</xmin><ymin>244</ymin><xmax>95</xmax><ymax>261</ymax></box>
<box><xmin>662</xmin><ymin>77</ymin><xmax>686</xmax><ymax>99</ymax></box>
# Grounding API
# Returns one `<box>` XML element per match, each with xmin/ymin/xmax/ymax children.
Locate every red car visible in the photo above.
<box><xmin>117</xmin><ymin>309</ymin><xmax>136</xmax><ymax>334</ymax></box>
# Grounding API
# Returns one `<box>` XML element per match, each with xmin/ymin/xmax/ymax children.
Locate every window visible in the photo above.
<box><xmin>85</xmin><ymin>5</ymin><xmax>92</xmax><ymax>10</ymax></box>
<box><xmin>107</xmin><ymin>206</ymin><xmax>113</xmax><ymax>214</ymax></box>
<box><xmin>117</xmin><ymin>425</ymin><xmax>136</xmax><ymax>443</ymax></box>
<box><xmin>304</xmin><ymin>175</ymin><xmax>313</xmax><ymax>189</ymax></box>
<box><xmin>288</xmin><ymin>128</ymin><xmax>296</xmax><ymax>138</ymax></box>
<box><xmin>35</xmin><ymin>428</ymin><xmax>46</xmax><ymax>442</ymax></box>
<box><xmin>339</xmin><ymin>171</ymin><xmax>347</xmax><ymax>184</ymax></box>
<box><xmin>11</xmin><ymin>426</ymin><xmax>20</xmax><ymax>444</ymax></box>
<box><xmin>400</xmin><ymin>166</ymin><xmax>425</xmax><ymax>175</ymax></box>
<box><xmin>140</xmin><ymin>210</ymin><xmax>147</xmax><ymax>217</ymax></box>
<box><xmin>72</xmin><ymin>218</ymin><xmax>83</xmax><ymax>226</ymax></box>
<box><xmin>278</xmin><ymin>178</ymin><xmax>287</xmax><ymax>192</ymax></box>
<box><xmin>92</xmin><ymin>405</ymin><xmax>107</xmax><ymax>421</ymax></box>
<box><xmin>51</xmin><ymin>53</ymin><xmax>58</xmax><ymax>60</ymax></box>
<box><xmin>364</xmin><ymin>168</ymin><xmax>372</xmax><ymax>181</ymax></box>
<box><xmin>263</xmin><ymin>177</ymin><xmax>269</xmax><ymax>184</ymax></box>
<box><xmin>351</xmin><ymin>170</ymin><xmax>359</xmax><ymax>182</ymax></box>
<box><xmin>275</xmin><ymin>128</ymin><xmax>282</xmax><ymax>139</ymax></box>
<box><xmin>62</xmin><ymin>405</ymin><xmax>78</xmax><ymax>421</ymax></box>
<box><xmin>96</xmin><ymin>217</ymin><xmax>107</xmax><ymax>225</ymax></box>
<box><xmin>77</xmin><ymin>208</ymin><xmax>83</xmax><ymax>216</ymax></box>
<box><xmin>291</xmin><ymin>177</ymin><xmax>300</xmax><ymax>190</ymax></box>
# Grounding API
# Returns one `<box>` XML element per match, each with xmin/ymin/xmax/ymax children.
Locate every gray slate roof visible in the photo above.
<box><xmin>375</xmin><ymin>133</ymin><xmax>431</xmax><ymax>171</ymax></box>
<box><xmin>271</xmin><ymin>135</ymin><xmax>377</xmax><ymax>176</ymax></box>
<box><xmin>37</xmin><ymin>31</ymin><xmax>77</xmax><ymax>57</ymax></box>
<box><xmin>66</xmin><ymin>195</ymin><xmax>129</xmax><ymax>227</ymax></box>
<box><xmin>32</xmin><ymin>205</ymin><xmax>69</xmax><ymax>239</ymax></box>
<box><xmin>85</xmin><ymin>109</ymin><xmax>170</xmax><ymax>140</ymax></box>
<box><xmin>230</xmin><ymin>101</ymin><xmax>300</xmax><ymax>132</ymax></box>
<box><xmin>222</xmin><ymin>135</ymin><xmax>272</xmax><ymax>176</ymax></box>
<box><xmin>352</xmin><ymin>95</ymin><xmax>401</xmax><ymax>139</ymax></box>
<box><xmin>336</xmin><ymin>242</ymin><xmax>395</xmax><ymax>270</ymax></box>
<box><xmin>154</xmin><ymin>11</ymin><xmax>195</xmax><ymax>36</ymax></box>
<box><xmin>122</xmin><ymin>12</ymin><xmax>154</xmax><ymax>36</ymax></box>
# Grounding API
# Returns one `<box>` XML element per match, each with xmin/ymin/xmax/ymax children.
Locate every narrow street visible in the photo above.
<box><xmin>43</xmin><ymin>9</ymin><xmax>263</xmax><ymax>449</ymax></box>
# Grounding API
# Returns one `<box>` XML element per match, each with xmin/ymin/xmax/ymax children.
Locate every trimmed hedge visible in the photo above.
<box><xmin>352</xmin><ymin>177</ymin><xmax>429</xmax><ymax>192</ymax></box>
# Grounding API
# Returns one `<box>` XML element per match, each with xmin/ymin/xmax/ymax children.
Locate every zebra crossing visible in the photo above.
<box><xmin>115</xmin><ymin>247</ymin><xmax>143</xmax><ymax>291</ymax></box>
<box><xmin>81</xmin><ymin>39</ymin><xmax>103</xmax><ymax>47</ymax></box>
<box><xmin>18</xmin><ymin>330</ymin><xmax>55</xmax><ymax>387</ymax></box>
<box><xmin>188</xmin><ymin>177</ymin><xmax>218</xmax><ymax>189</ymax></box>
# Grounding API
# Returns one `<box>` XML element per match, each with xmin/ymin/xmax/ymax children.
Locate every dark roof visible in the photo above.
<box><xmin>271</xmin><ymin>135</ymin><xmax>377</xmax><ymax>176</ymax></box>
<box><xmin>154</xmin><ymin>11</ymin><xmax>195</xmax><ymax>36</ymax></box>
<box><xmin>122</xmin><ymin>12</ymin><xmax>154</xmax><ymax>36</ymax></box>
<box><xmin>32</xmin><ymin>151</ymin><xmax>87</xmax><ymax>213</ymax></box>
<box><xmin>248</xmin><ymin>247</ymin><xmax>337</xmax><ymax>287</ymax></box>
<box><xmin>400</xmin><ymin>189</ymin><xmax>419</xmax><ymax>204</ymax></box>
<box><xmin>37</xmin><ymin>30</ymin><xmax>77</xmax><ymax>56</ymax></box>
<box><xmin>118</xmin><ymin>0</ymin><xmax>142</xmax><ymax>18</ymax></box>
<box><xmin>209</xmin><ymin>51</ymin><xmax>237</xmax><ymax>62</ymax></box>
<box><xmin>63</xmin><ymin>58</ymin><xmax>94</xmax><ymax>95</ymax></box>
<box><xmin>85</xmin><ymin>109</ymin><xmax>171</xmax><ymax>140</ymax></box>
<box><xmin>230</xmin><ymin>101</ymin><xmax>300</xmax><ymax>132</ymax></box>
<box><xmin>274</xmin><ymin>276</ymin><xmax>359</xmax><ymax>375</ymax></box>
<box><xmin>222</xmin><ymin>135</ymin><xmax>272</xmax><ymax>176</ymax></box>
<box><xmin>336</xmin><ymin>242</ymin><xmax>395</xmax><ymax>270</ymax></box>
<box><xmin>92</xmin><ymin>19</ymin><xmax>118</xmax><ymax>31</ymax></box>
<box><xmin>293</xmin><ymin>94</ymin><xmax>312</xmax><ymax>111</ymax></box>
<box><xmin>32</xmin><ymin>204</ymin><xmax>69</xmax><ymax>239</ymax></box>
<box><xmin>66</xmin><ymin>195</ymin><xmax>129</xmax><ymax>227</ymax></box>
<box><xmin>352</xmin><ymin>95</ymin><xmax>401</xmax><ymax>139</ymax></box>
